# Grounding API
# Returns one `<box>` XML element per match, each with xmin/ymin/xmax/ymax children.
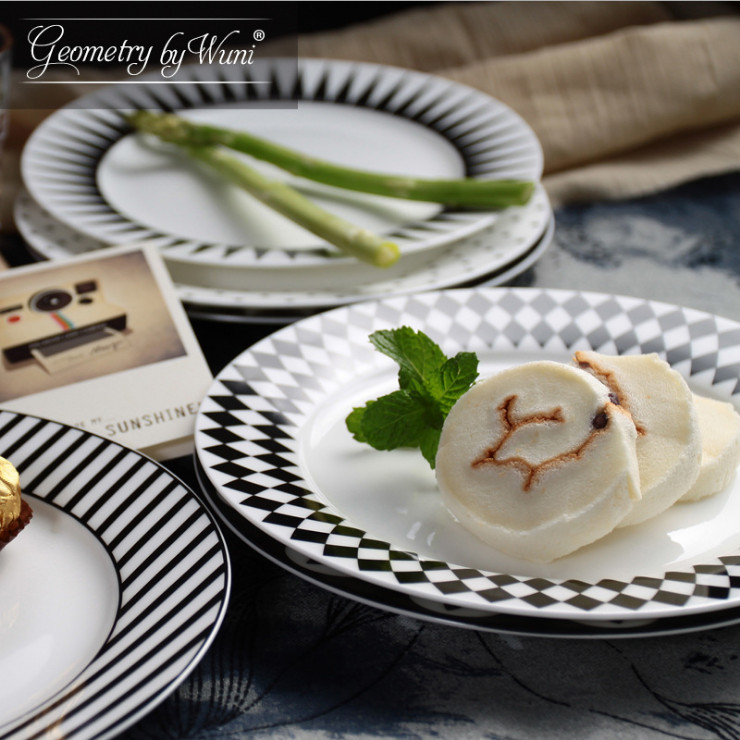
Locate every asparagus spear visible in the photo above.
<box><xmin>126</xmin><ymin>110</ymin><xmax>534</xmax><ymax>209</ymax></box>
<box><xmin>129</xmin><ymin>127</ymin><xmax>400</xmax><ymax>267</ymax></box>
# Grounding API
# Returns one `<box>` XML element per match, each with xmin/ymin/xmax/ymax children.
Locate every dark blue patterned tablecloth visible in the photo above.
<box><xmin>122</xmin><ymin>535</ymin><xmax>740</xmax><ymax>739</ymax></box>
<box><xmin>120</xmin><ymin>173</ymin><xmax>740</xmax><ymax>740</ymax></box>
<box><xmin>513</xmin><ymin>173</ymin><xmax>740</xmax><ymax>322</ymax></box>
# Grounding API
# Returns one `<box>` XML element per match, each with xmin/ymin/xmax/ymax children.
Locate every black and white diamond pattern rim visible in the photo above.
<box><xmin>195</xmin><ymin>287</ymin><xmax>740</xmax><ymax>620</ymax></box>
<box><xmin>0</xmin><ymin>411</ymin><xmax>230</xmax><ymax>740</ymax></box>
<box><xmin>194</xmin><ymin>458</ymin><xmax>740</xmax><ymax>639</ymax></box>
<box><xmin>21</xmin><ymin>58</ymin><xmax>543</xmax><ymax>267</ymax></box>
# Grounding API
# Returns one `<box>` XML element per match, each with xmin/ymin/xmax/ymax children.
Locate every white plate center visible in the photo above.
<box><xmin>98</xmin><ymin>103</ymin><xmax>464</xmax><ymax>248</ymax></box>
<box><xmin>0</xmin><ymin>498</ymin><xmax>119</xmax><ymax>725</ymax></box>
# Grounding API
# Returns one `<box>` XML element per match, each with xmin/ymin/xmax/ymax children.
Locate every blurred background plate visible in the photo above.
<box><xmin>15</xmin><ymin>184</ymin><xmax>553</xmax><ymax>322</ymax></box>
<box><xmin>178</xmin><ymin>213</ymin><xmax>554</xmax><ymax>324</ymax></box>
<box><xmin>20</xmin><ymin>58</ymin><xmax>543</xmax><ymax>269</ymax></box>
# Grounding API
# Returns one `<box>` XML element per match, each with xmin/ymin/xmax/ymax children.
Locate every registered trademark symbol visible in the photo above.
<box><xmin>253</xmin><ymin>29</ymin><xmax>266</xmax><ymax>41</ymax></box>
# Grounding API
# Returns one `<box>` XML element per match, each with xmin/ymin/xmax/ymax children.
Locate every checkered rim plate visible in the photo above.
<box><xmin>195</xmin><ymin>287</ymin><xmax>740</xmax><ymax>620</ymax></box>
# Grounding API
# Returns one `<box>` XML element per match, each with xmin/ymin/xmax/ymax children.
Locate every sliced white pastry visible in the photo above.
<box><xmin>574</xmin><ymin>351</ymin><xmax>701</xmax><ymax>527</ymax></box>
<box><xmin>435</xmin><ymin>361</ymin><xmax>640</xmax><ymax>563</ymax></box>
<box><xmin>680</xmin><ymin>394</ymin><xmax>740</xmax><ymax>502</ymax></box>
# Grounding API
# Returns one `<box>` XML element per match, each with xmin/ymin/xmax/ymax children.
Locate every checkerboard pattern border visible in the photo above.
<box><xmin>196</xmin><ymin>288</ymin><xmax>740</xmax><ymax>616</ymax></box>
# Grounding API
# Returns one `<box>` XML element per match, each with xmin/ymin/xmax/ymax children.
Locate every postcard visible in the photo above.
<box><xmin>0</xmin><ymin>243</ymin><xmax>213</xmax><ymax>460</ymax></box>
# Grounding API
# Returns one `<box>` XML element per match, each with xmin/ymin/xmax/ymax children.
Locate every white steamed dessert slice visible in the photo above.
<box><xmin>574</xmin><ymin>351</ymin><xmax>701</xmax><ymax>527</ymax></box>
<box><xmin>435</xmin><ymin>361</ymin><xmax>640</xmax><ymax>563</ymax></box>
<box><xmin>680</xmin><ymin>394</ymin><xmax>740</xmax><ymax>502</ymax></box>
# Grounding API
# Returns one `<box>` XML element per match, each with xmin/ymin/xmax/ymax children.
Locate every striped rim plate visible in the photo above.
<box><xmin>0</xmin><ymin>411</ymin><xmax>230</xmax><ymax>740</ymax></box>
<box><xmin>21</xmin><ymin>58</ymin><xmax>543</xmax><ymax>268</ymax></box>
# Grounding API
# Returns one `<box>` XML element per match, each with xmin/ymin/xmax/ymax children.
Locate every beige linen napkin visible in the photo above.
<box><xmin>296</xmin><ymin>1</ymin><xmax>740</xmax><ymax>206</ymax></box>
<box><xmin>441</xmin><ymin>15</ymin><xmax>740</xmax><ymax>204</ymax></box>
<box><xmin>3</xmin><ymin>1</ymin><xmax>739</xmax><ymax>235</ymax></box>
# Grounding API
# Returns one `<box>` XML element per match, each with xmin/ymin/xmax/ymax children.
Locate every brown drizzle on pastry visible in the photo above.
<box><xmin>574</xmin><ymin>352</ymin><xmax>646</xmax><ymax>435</ymax></box>
<box><xmin>472</xmin><ymin>394</ymin><xmax>613</xmax><ymax>491</ymax></box>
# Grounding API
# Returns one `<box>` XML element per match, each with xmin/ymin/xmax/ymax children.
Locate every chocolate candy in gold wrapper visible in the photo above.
<box><xmin>0</xmin><ymin>456</ymin><xmax>32</xmax><ymax>550</ymax></box>
<box><xmin>0</xmin><ymin>456</ymin><xmax>21</xmax><ymax>530</ymax></box>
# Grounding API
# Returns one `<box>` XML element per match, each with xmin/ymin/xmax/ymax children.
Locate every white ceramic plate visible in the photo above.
<box><xmin>15</xmin><ymin>185</ymin><xmax>553</xmax><ymax>320</ymax></box>
<box><xmin>195</xmin><ymin>287</ymin><xmax>740</xmax><ymax>622</ymax></box>
<box><xmin>194</xmin><ymin>458</ymin><xmax>740</xmax><ymax>639</ymax></box>
<box><xmin>182</xmin><ymin>216</ymin><xmax>554</xmax><ymax>324</ymax></box>
<box><xmin>14</xmin><ymin>188</ymin><xmax>104</xmax><ymax>261</ymax></box>
<box><xmin>0</xmin><ymin>411</ymin><xmax>230</xmax><ymax>740</ymax></box>
<box><xmin>21</xmin><ymin>58</ymin><xmax>543</xmax><ymax>268</ymax></box>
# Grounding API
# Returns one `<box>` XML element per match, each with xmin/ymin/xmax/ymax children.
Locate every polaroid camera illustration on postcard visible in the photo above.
<box><xmin>0</xmin><ymin>245</ymin><xmax>213</xmax><ymax>459</ymax></box>
<box><xmin>1</xmin><ymin>278</ymin><xmax>129</xmax><ymax>373</ymax></box>
<box><xmin>0</xmin><ymin>248</ymin><xmax>188</xmax><ymax>405</ymax></box>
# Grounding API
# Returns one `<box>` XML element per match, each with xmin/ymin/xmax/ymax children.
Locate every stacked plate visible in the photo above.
<box><xmin>17</xmin><ymin>58</ymin><xmax>551</xmax><ymax>322</ymax></box>
<box><xmin>194</xmin><ymin>286</ymin><xmax>740</xmax><ymax>638</ymax></box>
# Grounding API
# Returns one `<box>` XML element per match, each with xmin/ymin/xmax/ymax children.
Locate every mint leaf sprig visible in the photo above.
<box><xmin>345</xmin><ymin>327</ymin><xmax>479</xmax><ymax>468</ymax></box>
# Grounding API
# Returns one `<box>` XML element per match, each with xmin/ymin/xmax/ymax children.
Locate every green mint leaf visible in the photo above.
<box><xmin>345</xmin><ymin>404</ymin><xmax>369</xmax><ymax>443</ymax></box>
<box><xmin>347</xmin><ymin>326</ymin><xmax>480</xmax><ymax>470</ymax></box>
<box><xmin>369</xmin><ymin>327</ymin><xmax>446</xmax><ymax>395</ymax></box>
<box><xmin>435</xmin><ymin>351</ymin><xmax>479</xmax><ymax>415</ymax></box>
<box><xmin>359</xmin><ymin>389</ymin><xmax>431</xmax><ymax>451</ymax></box>
<box><xmin>419</xmin><ymin>427</ymin><xmax>442</xmax><ymax>469</ymax></box>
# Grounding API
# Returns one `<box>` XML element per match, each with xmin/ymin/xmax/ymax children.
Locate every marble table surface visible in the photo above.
<box><xmin>112</xmin><ymin>172</ymin><xmax>740</xmax><ymax>740</ymax></box>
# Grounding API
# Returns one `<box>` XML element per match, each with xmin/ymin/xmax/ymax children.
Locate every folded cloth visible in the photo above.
<box><xmin>296</xmin><ymin>1</ymin><xmax>673</xmax><ymax>69</ymax></box>
<box><xmin>440</xmin><ymin>15</ymin><xmax>740</xmax><ymax>204</ymax></box>
<box><xmin>3</xmin><ymin>1</ymin><xmax>740</xmax><ymax>234</ymax></box>
<box><xmin>296</xmin><ymin>2</ymin><xmax>740</xmax><ymax>206</ymax></box>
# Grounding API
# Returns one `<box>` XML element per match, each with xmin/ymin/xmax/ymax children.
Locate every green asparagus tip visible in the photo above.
<box><xmin>376</xmin><ymin>241</ymin><xmax>401</xmax><ymax>268</ymax></box>
<box><xmin>125</xmin><ymin>110</ymin><xmax>190</xmax><ymax>145</ymax></box>
<box><xmin>519</xmin><ymin>181</ymin><xmax>536</xmax><ymax>205</ymax></box>
<box><xmin>125</xmin><ymin>110</ymin><xmax>151</xmax><ymax>128</ymax></box>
